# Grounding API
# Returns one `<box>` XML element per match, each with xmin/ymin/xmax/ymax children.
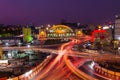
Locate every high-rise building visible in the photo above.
<box><xmin>115</xmin><ymin>14</ymin><xmax>120</xmax><ymax>40</ymax></box>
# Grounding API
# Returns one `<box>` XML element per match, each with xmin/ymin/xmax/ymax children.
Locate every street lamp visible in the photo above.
<box><xmin>18</xmin><ymin>42</ymin><xmax>22</xmax><ymax>46</ymax></box>
<box><xmin>5</xmin><ymin>43</ymin><xmax>9</xmax><ymax>47</ymax></box>
<box><xmin>27</xmin><ymin>44</ymin><xmax>31</xmax><ymax>48</ymax></box>
<box><xmin>118</xmin><ymin>47</ymin><xmax>120</xmax><ymax>54</ymax></box>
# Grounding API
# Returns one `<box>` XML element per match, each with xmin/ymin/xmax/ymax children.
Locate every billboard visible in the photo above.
<box><xmin>23</xmin><ymin>28</ymin><xmax>33</xmax><ymax>42</ymax></box>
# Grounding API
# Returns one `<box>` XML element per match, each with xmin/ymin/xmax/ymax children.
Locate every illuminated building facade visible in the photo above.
<box><xmin>115</xmin><ymin>14</ymin><xmax>120</xmax><ymax>40</ymax></box>
<box><xmin>75</xmin><ymin>29</ymin><xmax>83</xmax><ymax>38</ymax></box>
<box><xmin>23</xmin><ymin>28</ymin><xmax>33</xmax><ymax>42</ymax></box>
<box><xmin>37</xmin><ymin>25</ymin><xmax>85</xmax><ymax>40</ymax></box>
<box><xmin>38</xmin><ymin>30</ymin><xmax>47</xmax><ymax>40</ymax></box>
<box><xmin>47</xmin><ymin>25</ymin><xmax>75</xmax><ymax>38</ymax></box>
<box><xmin>92</xmin><ymin>29</ymin><xmax>107</xmax><ymax>43</ymax></box>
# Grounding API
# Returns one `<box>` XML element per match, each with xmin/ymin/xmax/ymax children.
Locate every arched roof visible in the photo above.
<box><xmin>49</xmin><ymin>25</ymin><xmax>73</xmax><ymax>33</ymax></box>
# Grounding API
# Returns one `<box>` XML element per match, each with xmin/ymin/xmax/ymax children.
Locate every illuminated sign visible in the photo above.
<box><xmin>92</xmin><ymin>30</ymin><xmax>106</xmax><ymax>42</ymax></box>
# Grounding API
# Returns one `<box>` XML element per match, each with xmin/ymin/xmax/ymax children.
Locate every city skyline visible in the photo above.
<box><xmin>0</xmin><ymin>0</ymin><xmax>120</xmax><ymax>25</ymax></box>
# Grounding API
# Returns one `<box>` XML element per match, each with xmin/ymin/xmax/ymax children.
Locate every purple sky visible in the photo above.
<box><xmin>0</xmin><ymin>0</ymin><xmax>120</xmax><ymax>25</ymax></box>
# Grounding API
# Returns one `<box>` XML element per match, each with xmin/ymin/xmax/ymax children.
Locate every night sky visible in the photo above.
<box><xmin>0</xmin><ymin>0</ymin><xmax>120</xmax><ymax>25</ymax></box>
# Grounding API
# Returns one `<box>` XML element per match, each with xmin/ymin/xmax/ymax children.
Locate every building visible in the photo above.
<box><xmin>115</xmin><ymin>14</ymin><xmax>120</xmax><ymax>40</ymax></box>
<box><xmin>0</xmin><ymin>24</ymin><xmax>22</xmax><ymax>37</ymax></box>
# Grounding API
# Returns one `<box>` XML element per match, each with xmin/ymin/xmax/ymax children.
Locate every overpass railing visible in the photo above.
<box><xmin>94</xmin><ymin>64</ymin><xmax>120</xmax><ymax>80</ymax></box>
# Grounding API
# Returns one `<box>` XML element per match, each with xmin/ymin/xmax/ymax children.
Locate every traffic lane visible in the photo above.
<box><xmin>79</xmin><ymin>66</ymin><xmax>106</xmax><ymax>80</ymax></box>
<box><xmin>79</xmin><ymin>61</ymin><xmax>109</xmax><ymax>80</ymax></box>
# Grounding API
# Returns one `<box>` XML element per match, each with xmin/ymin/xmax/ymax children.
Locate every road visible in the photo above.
<box><xmin>26</xmin><ymin>36</ymin><xmax>97</xmax><ymax>80</ymax></box>
<box><xmin>79</xmin><ymin>61</ymin><xmax>111</xmax><ymax>80</ymax></box>
<box><xmin>30</xmin><ymin>56</ymin><xmax>83</xmax><ymax>80</ymax></box>
<box><xmin>3</xmin><ymin>36</ymin><xmax>120</xmax><ymax>80</ymax></box>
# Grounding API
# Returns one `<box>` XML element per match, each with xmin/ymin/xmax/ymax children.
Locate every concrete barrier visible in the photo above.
<box><xmin>115</xmin><ymin>72</ymin><xmax>120</xmax><ymax>80</ymax></box>
<box><xmin>7</xmin><ymin>77</ymin><xmax>19</xmax><ymax>80</ymax></box>
<box><xmin>94</xmin><ymin>64</ymin><xmax>120</xmax><ymax>80</ymax></box>
<box><xmin>102</xmin><ymin>68</ymin><xmax>108</xmax><ymax>76</ymax></box>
